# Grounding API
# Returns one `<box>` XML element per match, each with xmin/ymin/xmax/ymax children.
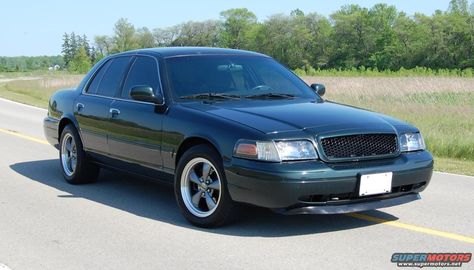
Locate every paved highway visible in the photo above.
<box><xmin>0</xmin><ymin>98</ymin><xmax>472</xmax><ymax>270</ymax></box>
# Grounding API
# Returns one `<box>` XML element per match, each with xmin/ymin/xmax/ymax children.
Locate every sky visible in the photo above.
<box><xmin>0</xmin><ymin>0</ymin><xmax>454</xmax><ymax>56</ymax></box>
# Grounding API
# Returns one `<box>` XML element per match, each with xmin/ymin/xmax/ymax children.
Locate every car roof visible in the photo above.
<box><xmin>113</xmin><ymin>47</ymin><xmax>269</xmax><ymax>58</ymax></box>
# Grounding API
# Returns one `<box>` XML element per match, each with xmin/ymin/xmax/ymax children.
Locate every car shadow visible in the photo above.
<box><xmin>10</xmin><ymin>159</ymin><xmax>400</xmax><ymax>237</ymax></box>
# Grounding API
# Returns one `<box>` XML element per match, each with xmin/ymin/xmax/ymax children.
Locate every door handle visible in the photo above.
<box><xmin>76</xmin><ymin>103</ymin><xmax>85</xmax><ymax>112</ymax></box>
<box><xmin>109</xmin><ymin>108</ymin><xmax>120</xmax><ymax>118</ymax></box>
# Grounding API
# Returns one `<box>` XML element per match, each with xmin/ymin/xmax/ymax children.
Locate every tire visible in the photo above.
<box><xmin>59</xmin><ymin>124</ymin><xmax>100</xmax><ymax>184</ymax></box>
<box><xmin>174</xmin><ymin>144</ymin><xmax>238</xmax><ymax>228</ymax></box>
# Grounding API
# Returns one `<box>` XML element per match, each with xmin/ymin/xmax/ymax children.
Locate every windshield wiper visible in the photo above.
<box><xmin>179</xmin><ymin>92</ymin><xmax>241</xmax><ymax>100</ymax></box>
<box><xmin>245</xmin><ymin>93</ymin><xmax>295</xmax><ymax>99</ymax></box>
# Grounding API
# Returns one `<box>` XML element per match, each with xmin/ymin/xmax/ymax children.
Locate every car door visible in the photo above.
<box><xmin>74</xmin><ymin>56</ymin><xmax>132</xmax><ymax>155</ymax></box>
<box><xmin>107</xmin><ymin>55</ymin><xmax>164</xmax><ymax>170</ymax></box>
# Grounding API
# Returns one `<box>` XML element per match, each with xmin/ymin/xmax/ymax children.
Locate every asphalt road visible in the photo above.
<box><xmin>0</xmin><ymin>98</ymin><xmax>472</xmax><ymax>270</ymax></box>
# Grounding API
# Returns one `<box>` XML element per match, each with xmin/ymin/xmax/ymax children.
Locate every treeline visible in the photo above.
<box><xmin>0</xmin><ymin>56</ymin><xmax>64</xmax><ymax>72</ymax></box>
<box><xmin>90</xmin><ymin>0</ymin><xmax>474</xmax><ymax>74</ymax></box>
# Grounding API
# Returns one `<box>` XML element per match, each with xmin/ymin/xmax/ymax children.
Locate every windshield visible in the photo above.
<box><xmin>164</xmin><ymin>55</ymin><xmax>319</xmax><ymax>101</ymax></box>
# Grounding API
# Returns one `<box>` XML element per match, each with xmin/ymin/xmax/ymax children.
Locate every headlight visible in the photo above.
<box><xmin>399</xmin><ymin>133</ymin><xmax>425</xmax><ymax>152</ymax></box>
<box><xmin>233</xmin><ymin>139</ymin><xmax>318</xmax><ymax>162</ymax></box>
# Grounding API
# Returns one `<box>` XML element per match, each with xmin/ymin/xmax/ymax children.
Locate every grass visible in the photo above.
<box><xmin>295</xmin><ymin>66</ymin><xmax>474</xmax><ymax>77</ymax></box>
<box><xmin>434</xmin><ymin>157</ymin><xmax>474</xmax><ymax>176</ymax></box>
<box><xmin>0</xmin><ymin>72</ymin><xmax>473</xmax><ymax>176</ymax></box>
<box><xmin>0</xmin><ymin>73</ymin><xmax>83</xmax><ymax>108</ymax></box>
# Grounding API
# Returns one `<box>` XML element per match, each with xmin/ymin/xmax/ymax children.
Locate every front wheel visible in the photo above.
<box><xmin>174</xmin><ymin>145</ymin><xmax>238</xmax><ymax>227</ymax></box>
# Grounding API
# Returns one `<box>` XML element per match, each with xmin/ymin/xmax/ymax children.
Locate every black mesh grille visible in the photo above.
<box><xmin>320</xmin><ymin>134</ymin><xmax>398</xmax><ymax>160</ymax></box>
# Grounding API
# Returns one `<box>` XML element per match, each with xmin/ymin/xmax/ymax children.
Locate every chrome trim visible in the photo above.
<box><xmin>109</xmin><ymin>108</ymin><xmax>120</xmax><ymax>115</ymax></box>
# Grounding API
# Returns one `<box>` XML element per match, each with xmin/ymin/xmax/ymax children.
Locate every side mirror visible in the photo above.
<box><xmin>310</xmin><ymin>83</ymin><xmax>326</xmax><ymax>97</ymax></box>
<box><xmin>130</xmin><ymin>85</ymin><xmax>163</xmax><ymax>104</ymax></box>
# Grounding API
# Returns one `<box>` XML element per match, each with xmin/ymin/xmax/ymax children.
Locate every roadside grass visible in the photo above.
<box><xmin>295</xmin><ymin>67</ymin><xmax>474</xmax><ymax>77</ymax></box>
<box><xmin>0</xmin><ymin>74</ymin><xmax>82</xmax><ymax>108</ymax></box>
<box><xmin>434</xmin><ymin>157</ymin><xmax>474</xmax><ymax>176</ymax></box>
<box><xmin>0</xmin><ymin>72</ymin><xmax>472</xmax><ymax>176</ymax></box>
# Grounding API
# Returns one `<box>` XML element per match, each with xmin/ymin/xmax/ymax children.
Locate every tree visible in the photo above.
<box><xmin>81</xmin><ymin>34</ymin><xmax>91</xmax><ymax>58</ymax></box>
<box><xmin>330</xmin><ymin>5</ymin><xmax>374</xmax><ymax>68</ymax></box>
<box><xmin>153</xmin><ymin>26</ymin><xmax>180</xmax><ymax>47</ymax></box>
<box><xmin>94</xmin><ymin>35</ymin><xmax>113</xmax><ymax>55</ymax></box>
<box><xmin>220</xmin><ymin>8</ymin><xmax>258</xmax><ymax>49</ymax></box>
<box><xmin>136</xmin><ymin>27</ymin><xmax>156</xmax><ymax>48</ymax></box>
<box><xmin>449</xmin><ymin>0</ymin><xmax>469</xmax><ymax>15</ymax></box>
<box><xmin>113</xmin><ymin>18</ymin><xmax>138</xmax><ymax>52</ymax></box>
<box><xmin>69</xmin><ymin>47</ymin><xmax>91</xmax><ymax>73</ymax></box>
<box><xmin>367</xmin><ymin>4</ymin><xmax>399</xmax><ymax>70</ymax></box>
<box><xmin>70</xmin><ymin>32</ymin><xmax>78</xmax><ymax>58</ymax></box>
<box><xmin>171</xmin><ymin>20</ymin><xmax>222</xmax><ymax>47</ymax></box>
<box><xmin>61</xmin><ymin>33</ymin><xmax>73</xmax><ymax>67</ymax></box>
<box><xmin>303</xmin><ymin>13</ymin><xmax>332</xmax><ymax>68</ymax></box>
<box><xmin>61</xmin><ymin>32</ymin><xmax>94</xmax><ymax>69</ymax></box>
<box><xmin>393</xmin><ymin>12</ymin><xmax>429</xmax><ymax>68</ymax></box>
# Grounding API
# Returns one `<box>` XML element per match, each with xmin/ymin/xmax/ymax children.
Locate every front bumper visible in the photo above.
<box><xmin>225</xmin><ymin>150</ymin><xmax>433</xmax><ymax>212</ymax></box>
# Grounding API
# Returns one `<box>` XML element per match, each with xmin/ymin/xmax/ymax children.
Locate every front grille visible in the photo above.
<box><xmin>320</xmin><ymin>134</ymin><xmax>398</xmax><ymax>160</ymax></box>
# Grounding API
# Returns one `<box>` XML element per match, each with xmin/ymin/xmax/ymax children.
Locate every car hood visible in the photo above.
<box><xmin>182</xmin><ymin>99</ymin><xmax>410</xmax><ymax>135</ymax></box>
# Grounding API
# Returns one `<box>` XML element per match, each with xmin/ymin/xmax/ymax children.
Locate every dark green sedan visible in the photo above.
<box><xmin>44</xmin><ymin>47</ymin><xmax>433</xmax><ymax>227</ymax></box>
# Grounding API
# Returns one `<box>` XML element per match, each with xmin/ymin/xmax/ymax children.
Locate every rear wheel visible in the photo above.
<box><xmin>174</xmin><ymin>144</ymin><xmax>238</xmax><ymax>227</ymax></box>
<box><xmin>59</xmin><ymin>124</ymin><xmax>99</xmax><ymax>184</ymax></box>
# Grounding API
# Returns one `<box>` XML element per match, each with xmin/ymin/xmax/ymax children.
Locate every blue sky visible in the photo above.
<box><xmin>1</xmin><ymin>0</ymin><xmax>453</xmax><ymax>56</ymax></box>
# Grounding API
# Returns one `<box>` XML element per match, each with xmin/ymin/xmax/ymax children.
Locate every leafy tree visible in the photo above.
<box><xmin>220</xmin><ymin>8</ymin><xmax>258</xmax><ymax>49</ymax></box>
<box><xmin>136</xmin><ymin>27</ymin><xmax>156</xmax><ymax>48</ymax></box>
<box><xmin>94</xmin><ymin>35</ymin><xmax>114</xmax><ymax>55</ymax></box>
<box><xmin>393</xmin><ymin>12</ymin><xmax>429</xmax><ymax>68</ymax></box>
<box><xmin>330</xmin><ymin>5</ymin><xmax>374</xmax><ymax>68</ymax></box>
<box><xmin>449</xmin><ymin>0</ymin><xmax>470</xmax><ymax>15</ymax></box>
<box><xmin>69</xmin><ymin>47</ymin><xmax>91</xmax><ymax>73</ymax></box>
<box><xmin>153</xmin><ymin>26</ymin><xmax>180</xmax><ymax>47</ymax></box>
<box><xmin>113</xmin><ymin>18</ymin><xmax>138</xmax><ymax>52</ymax></box>
<box><xmin>171</xmin><ymin>20</ymin><xmax>222</xmax><ymax>47</ymax></box>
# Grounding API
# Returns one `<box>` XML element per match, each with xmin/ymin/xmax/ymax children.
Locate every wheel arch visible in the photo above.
<box><xmin>58</xmin><ymin>115</ymin><xmax>82</xmax><ymax>143</ymax></box>
<box><xmin>175</xmin><ymin>136</ymin><xmax>222</xmax><ymax>168</ymax></box>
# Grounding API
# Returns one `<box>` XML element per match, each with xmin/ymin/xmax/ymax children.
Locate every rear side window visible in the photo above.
<box><xmin>122</xmin><ymin>56</ymin><xmax>160</xmax><ymax>99</ymax></box>
<box><xmin>96</xmin><ymin>57</ymin><xmax>131</xmax><ymax>97</ymax></box>
<box><xmin>86</xmin><ymin>60</ymin><xmax>111</xmax><ymax>94</ymax></box>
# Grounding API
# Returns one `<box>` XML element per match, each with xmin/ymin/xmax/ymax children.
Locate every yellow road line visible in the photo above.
<box><xmin>346</xmin><ymin>212</ymin><xmax>474</xmax><ymax>244</ymax></box>
<box><xmin>1</xmin><ymin>127</ymin><xmax>473</xmax><ymax>244</ymax></box>
<box><xmin>0</xmin><ymin>128</ymin><xmax>49</xmax><ymax>145</ymax></box>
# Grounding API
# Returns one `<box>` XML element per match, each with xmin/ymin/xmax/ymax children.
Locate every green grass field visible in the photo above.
<box><xmin>0</xmin><ymin>73</ymin><xmax>83</xmax><ymax>108</ymax></box>
<box><xmin>1</xmin><ymin>72</ymin><xmax>473</xmax><ymax>176</ymax></box>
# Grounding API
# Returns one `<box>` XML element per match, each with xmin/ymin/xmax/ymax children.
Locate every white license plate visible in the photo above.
<box><xmin>359</xmin><ymin>172</ymin><xmax>392</xmax><ymax>196</ymax></box>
